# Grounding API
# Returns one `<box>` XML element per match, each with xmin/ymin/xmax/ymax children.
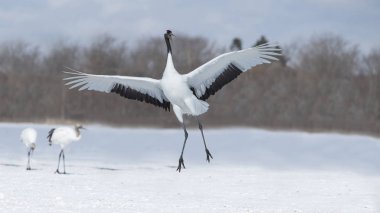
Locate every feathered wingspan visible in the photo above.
<box><xmin>63</xmin><ymin>67</ymin><xmax>171</xmax><ymax>111</ymax></box>
<box><xmin>185</xmin><ymin>43</ymin><xmax>281</xmax><ymax>100</ymax></box>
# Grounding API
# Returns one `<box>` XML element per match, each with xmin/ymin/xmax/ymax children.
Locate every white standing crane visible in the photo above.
<box><xmin>64</xmin><ymin>30</ymin><xmax>281</xmax><ymax>172</ymax></box>
<box><xmin>47</xmin><ymin>124</ymin><xmax>85</xmax><ymax>174</ymax></box>
<box><xmin>20</xmin><ymin>128</ymin><xmax>37</xmax><ymax>170</ymax></box>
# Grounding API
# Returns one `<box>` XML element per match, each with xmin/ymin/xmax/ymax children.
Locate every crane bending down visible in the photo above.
<box><xmin>47</xmin><ymin>124</ymin><xmax>85</xmax><ymax>174</ymax></box>
<box><xmin>20</xmin><ymin>128</ymin><xmax>37</xmax><ymax>170</ymax></box>
<box><xmin>64</xmin><ymin>30</ymin><xmax>281</xmax><ymax>172</ymax></box>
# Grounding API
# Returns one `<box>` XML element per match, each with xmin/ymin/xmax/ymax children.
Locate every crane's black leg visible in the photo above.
<box><xmin>55</xmin><ymin>150</ymin><xmax>63</xmax><ymax>174</ymax></box>
<box><xmin>26</xmin><ymin>148</ymin><xmax>31</xmax><ymax>170</ymax></box>
<box><xmin>177</xmin><ymin>122</ymin><xmax>188</xmax><ymax>172</ymax></box>
<box><xmin>62</xmin><ymin>151</ymin><xmax>66</xmax><ymax>174</ymax></box>
<box><xmin>197</xmin><ymin>118</ymin><xmax>213</xmax><ymax>163</ymax></box>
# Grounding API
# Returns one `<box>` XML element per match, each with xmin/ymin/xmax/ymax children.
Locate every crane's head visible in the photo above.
<box><xmin>31</xmin><ymin>143</ymin><xmax>36</xmax><ymax>150</ymax></box>
<box><xmin>164</xmin><ymin>30</ymin><xmax>174</xmax><ymax>40</ymax></box>
<box><xmin>75</xmin><ymin>124</ymin><xmax>86</xmax><ymax>130</ymax></box>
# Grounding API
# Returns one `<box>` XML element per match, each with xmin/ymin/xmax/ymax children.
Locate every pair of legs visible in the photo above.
<box><xmin>55</xmin><ymin>149</ymin><xmax>66</xmax><ymax>174</ymax></box>
<box><xmin>26</xmin><ymin>148</ymin><xmax>33</xmax><ymax>170</ymax></box>
<box><xmin>177</xmin><ymin>117</ymin><xmax>213</xmax><ymax>172</ymax></box>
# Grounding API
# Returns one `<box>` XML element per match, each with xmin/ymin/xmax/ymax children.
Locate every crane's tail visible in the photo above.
<box><xmin>184</xmin><ymin>97</ymin><xmax>209</xmax><ymax>116</ymax></box>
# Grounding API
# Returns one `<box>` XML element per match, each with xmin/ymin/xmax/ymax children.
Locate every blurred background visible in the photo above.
<box><xmin>0</xmin><ymin>0</ymin><xmax>379</xmax><ymax>135</ymax></box>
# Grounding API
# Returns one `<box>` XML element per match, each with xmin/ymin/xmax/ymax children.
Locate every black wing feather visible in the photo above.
<box><xmin>110</xmin><ymin>83</ymin><xmax>171</xmax><ymax>111</ymax></box>
<box><xmin>191</xmin><ymin>63</ymin><xmax>243</xmax><ymax>100</ymax></box>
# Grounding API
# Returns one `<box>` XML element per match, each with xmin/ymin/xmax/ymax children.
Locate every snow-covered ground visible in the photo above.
<box><xmin>0</xmin><ymin>123</ymin><xmax>380</xmax><ymax>212</ymax></box>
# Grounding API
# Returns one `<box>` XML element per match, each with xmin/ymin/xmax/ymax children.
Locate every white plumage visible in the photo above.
<box><xmin>47</xmin><ymin>124</ymin><xmax>85</xmax><ymax>174</ymax></box>
<box><xmin>20</xmin><ymin>128</ymin><xmax>37</xmax><ymax>170</ymax></box>
<box><xmin>21</xmin><ymin>128</ymin><xmax>37</xmax><ymax>148</ymax></box>
<box><xmin>48</xmin><ymin>127</ymin><xmax>82</xmax><ymax>148</ymax></box>
<box><xmin>64</xmin><ymin>30</ymin><xmax>281</xmax><ymax>172</ymax></box>
<box><xmin>185</xmin><ymin>42</ymin><xmax>280</xmax><ymax>99</ymax></box>
<box><xmin>67</xmin><ymin>75</ymin><xmax>166</xmax><ymax>103</ymax></box>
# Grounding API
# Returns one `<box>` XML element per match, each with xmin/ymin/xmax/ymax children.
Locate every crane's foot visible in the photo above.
<box><xmin>205</xmin><ymin>149</ymin><xmax>213</xmax><ymax>163</ymax></box>
<box><xmin>55</xmin><ymin>171</ymin><xmax>67</xmax><ymax>175</ymax></box>
<box><xmin>176</xmin><ymin>156</ymin><xmax>186</xmax><ymax>172</ymax></box>
<box><xmin>26</xmin><ymin>167</ymin><xmax>31</xmax><ymax>170</ymax></box>
<box><xmin>55</xmin><ymin>170</ymin><xmax>67</xmax><ymax>175</ymax></box>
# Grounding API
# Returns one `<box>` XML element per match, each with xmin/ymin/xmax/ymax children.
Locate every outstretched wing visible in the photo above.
<box><xmin>63</xmin><ymin>67</ymin><xmax>170</xmax><ymax>111</ymax></box>
<box><xmin>185</xmin><ymin>43</ymin><xmax>281</xmax><ymax>100</ymax></box>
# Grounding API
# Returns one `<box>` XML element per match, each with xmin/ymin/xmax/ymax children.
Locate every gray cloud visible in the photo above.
<box><xmin>0</xmin><ymin>0</ymin><xmax>378</xmax><ymax>52</ymax></box>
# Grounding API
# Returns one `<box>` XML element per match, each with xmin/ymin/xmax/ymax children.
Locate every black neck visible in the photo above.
<box><xmin>165</xmin><ymin>36</ymin><xmax>172</xmax><ymax>54</ymax></box>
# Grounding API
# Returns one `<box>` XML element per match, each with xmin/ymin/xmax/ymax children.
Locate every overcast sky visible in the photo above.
<box><xmin>0</xmin><ymin>0</ymin><xmax>379</xmax><ymax>52</ymax></box>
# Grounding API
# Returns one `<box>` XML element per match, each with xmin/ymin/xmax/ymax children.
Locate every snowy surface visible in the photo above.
<box><xmin>0</xmin><ymin>123</ymin><xmax>380</xmax><ymax>212</ymax></box>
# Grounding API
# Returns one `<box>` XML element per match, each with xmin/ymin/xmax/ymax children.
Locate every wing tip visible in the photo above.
<box><xmin>256</xmin><ymin>42</ymin><xmax>282</xmax><ymax>52</ymax></box>
<box><xmin>62</xmin><ymin>66</ymin><xmax>88</xmax><ymax>76</ymax></box>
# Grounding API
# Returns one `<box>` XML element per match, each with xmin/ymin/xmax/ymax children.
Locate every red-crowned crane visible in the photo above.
<box><xmin>64</xmin><ymin>30</ymin><xmax>281</xmax><ymax>172</ymax></box>
<box><xmin>47</xmin><ymin>124</ymin><xmax>85</xmax><ymax>174</ymax></box>
<box><xmin>20</xmin><ymin>128</ymin><xmax>37</xmax><ymax>170</ymax></box>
